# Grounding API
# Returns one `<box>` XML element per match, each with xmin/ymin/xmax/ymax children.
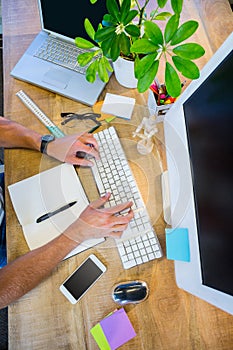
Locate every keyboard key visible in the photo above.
<box><xmin>123</xmin><ymin>260</ymin><xmax>137</xmax><ymax>269</ymax></box>
<box><xmin>121</xmin><ymin>255</ymin><xmax>128</xmax><ymax>263</ymax></box>
<box><xmin>142</xmin><ymin>255</ymin><xmax>149</xmax><ymax>263</ymax></box>
<box><xmin>136</xmin><ymin>257</ymin><xmax>143</xmax><ymax>264</ymax></box>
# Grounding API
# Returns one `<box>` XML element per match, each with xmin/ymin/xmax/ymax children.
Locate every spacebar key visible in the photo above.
<box><xmin>91</xmin><ymin>161</ymin><xmax>105</xmax><ymax>194</ymax></box>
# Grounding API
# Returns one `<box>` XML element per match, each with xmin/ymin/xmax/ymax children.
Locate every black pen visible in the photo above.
<box><xmin>36</xmin><ymin>201</ymin><xmax>77</xmax><ymax>223</ymax></box>
<box><xmin>88</xmin><ymin>125</ymin><xmax>100</xmax><ymax>133</ymax></box>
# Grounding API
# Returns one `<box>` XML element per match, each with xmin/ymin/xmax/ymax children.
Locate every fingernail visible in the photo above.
<box><xmin>102</xmin><ymin>192</ymin><xmax>109</xmax><ymax>198</ymax></box>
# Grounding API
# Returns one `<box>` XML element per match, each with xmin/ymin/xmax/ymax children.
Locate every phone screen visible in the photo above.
<box><xmin>63</xmin><ymin>257</ymin><xmax>104</xmax><ymax>301</ymax></box>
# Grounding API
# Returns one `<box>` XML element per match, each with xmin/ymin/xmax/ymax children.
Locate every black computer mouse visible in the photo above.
<box><xmin>76</xmin><ymin>151</ymin><xmax>86</xmax><ymax>158</ymax></box>
<box><xmin>112</xmin><ymin>280</ymin><xmax>149</xmax><ymax>305</ymax></box>
<box><xmin>76</xmin><ymin>143</ymin><xmax>95</xmax><ymax>159</ymax></box>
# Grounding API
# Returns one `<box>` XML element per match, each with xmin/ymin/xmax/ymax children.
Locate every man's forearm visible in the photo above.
<box><xmin>0</xmin><ymin>234</ymin><xmax>77</xmax><ymax>309</ymax></box>
<box><xmin>0</xmin><ymin>116</ymin><xmax>41</xmax><ymax>150</ymax></box>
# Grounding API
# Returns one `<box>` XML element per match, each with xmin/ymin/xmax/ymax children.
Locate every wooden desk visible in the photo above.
<box><xmin>2</xmin><ymin>1</ymin><xmax>233</xmax><ymax>349</ymax></box>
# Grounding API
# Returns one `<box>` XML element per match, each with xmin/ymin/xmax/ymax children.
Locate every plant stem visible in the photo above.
<box><xmin>134</xmin><ymin>0</ymin><xmax>141</xmax><ymax>11</ymax></box>
<box><xmin>150</xmin><ymin>6</ymin><xmax>160</xmax><ymax>20</ymax></box>
<box><xmin>139</xmin><ymin>0</ymin><xmax>150</xmax><ymax>26</ymax></box>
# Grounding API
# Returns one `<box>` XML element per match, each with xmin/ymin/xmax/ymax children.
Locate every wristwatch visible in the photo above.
<box><xmin>40</xmin><ymin>134</ymin><xmax>55</xmax><ymax>154</ymax></box>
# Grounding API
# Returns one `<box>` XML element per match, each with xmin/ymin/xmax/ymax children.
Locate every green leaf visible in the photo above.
<box><xmin>122</xmin><ymin>10</ymin><xmax>138</xmax><ymax>25</ymax></box>
<box><xmin>94</xmin><ymin>27</ymin><xmax>116</xmax><ymax>42</ymax></box>
<box><xmin>171</xmin><ymin>20</ymin><xmax>199</xmax><ymax>45</ymax></box>
<box><xmin>171</xmin><ymin>0</ymin><xmax>183</xmax><ymax>14</ymax></box>
<box><xmin>101</xmin><ymin>36</ymin><xmax>114</xmax><ymax>57</ymax></box>
<box><xmin>77</xmin><ymin>51</ymin><xmax>95</xmax><ymax>66</ymax></box>
<box><xmin>134</xmin><ymin>53</ymin><xmax>157</xmax><ymax>79</ymax></box>
<box><xmin>173</xmin><ymin>43</ymin><xmax>205</xmax><ymax>59</ymax></box>
<box><xmin>90</xmin><ymin>0</ymin><xmax>97</xmax><ymax>4</ymax></box>
<box><xmin>119</xmin><ymin>32</ymin><xmax>131</xmax><ymax>56</ymax></box>
<box><xmin>144</xmin><ymin>21</ymin><xmax>163</xmax><ymax>45</ymax></box>
<box><xmin>165</xmin><ymin>62</ymin><xmax>181</xmax><ymax>97</ymax></box>
<box><xmin>172</xmin><ymin>56</ymin><xmax>200</xmax><ymax>79</ymax></box>
<box><xmin>102</xmin><ymin>14</ymin><xmax>117</xmax><ymax>27</ymax></box>
<box><xmin>164</xmin><ymin>14</ymin><xmax>179</xmax><ymax>43</ymax></box>
<box><xmin>84</xmin><ymin>18</ymin><xmax>95</xmax><ymax>41</ymax></box>
<box><xmin>134</xmin><ymin>55</ymin><xmax>140</xmax><ymax>78</ymax></box>
<box><xmin>131</xmin><ymin>38</ymin><xmax>159</xmax><ymax>54</ymax></box>
<box><xmin>154</xmin><ymin>12</ymin><xmax>172</xmax><ymax>21</ymax></box>
<box><xmin>110</xmin><ymin>35</ymin><xmax>121</xmax><ymax>61</ymax></box>
<box><xmin>120</xmin><ymin>0</ymin><xmax>131</xmax><ymax>23</ymax></box>
<box><xmin>75</xmin><ymin>37</ymin><xmax>95</xmax><ymax>49</ymax></box>
<box><xmin>106</xmin><ymin>0</ymin><xmax>121</xmax><ymax>22</ymax></box>
<box><xmin>150</xmin><ymin>10</ymin><xmax>157</xmax><ymax>18</ymax></box>
<box><xmin>86</xmin><ymin>61</ymin><xmax>98</xmax><ymax>83</ymax></box>
<box><xmin>157</xmin><ymin>0</ymin><xmax>168</xmax><ymax>7</ymax></box>
<box><xmin>125</xmin><ymin>24</ymin><xmax>140</xmax><ymax>37</ymax></box>
<box><xmin>98</xmin><ymin>57</ymin><xmax>110</xmax><ymax>83</ymax></box>
<box><xmin>97</xmin><ymin>23</ymin><xmax>103</xmax><ymax>31</ymax></box>
<box><xmin>137</xmin><ymin>60</ymin><xmax>159</xmax><ymax>93</ymax></box>
<box><xmin>102</xmin><ymin>56</ymin><xmax>113</xmax><ymax>72</ymax></box>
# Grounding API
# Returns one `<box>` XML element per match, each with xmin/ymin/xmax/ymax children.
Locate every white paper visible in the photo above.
<box><xmin>8</xmin><ymin>163</ymin><xmax>104</xmax><ymax>258</ymax></box>
<box><xmin>101</xmin><ymin>93</ymin><xmax>135</xmax><ymax>120</ymax></box>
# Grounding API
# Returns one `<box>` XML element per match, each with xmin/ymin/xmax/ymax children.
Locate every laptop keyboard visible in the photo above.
<box><xmin>34</xmin><ymin>36</ymin><xmax>93</xmax><ymax>74</ymax></box>
<box><xmin>92</xmin><ymin>127</ymin><xmax>163</xmax><ymax>269</ymax></box>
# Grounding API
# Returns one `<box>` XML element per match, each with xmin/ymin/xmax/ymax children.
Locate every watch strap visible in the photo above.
<box><xmin>40</xmin><ymin>135</ymin><xmax>55</xmax><ymax>154</ymax></box>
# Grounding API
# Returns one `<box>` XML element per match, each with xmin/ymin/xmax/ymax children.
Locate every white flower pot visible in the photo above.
<box><xmin>113</xmin><ymin>57</ymin><xmax>137</xmax><ymax>88</ymax></box>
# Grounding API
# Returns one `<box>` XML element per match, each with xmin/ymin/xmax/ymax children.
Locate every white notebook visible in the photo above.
<box><xmin>8</xmin><ymin>163</ymin><xmax>104</xmax><ymax>259</ymax></box>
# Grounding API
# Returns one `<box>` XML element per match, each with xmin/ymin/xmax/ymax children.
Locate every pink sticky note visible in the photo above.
<box><xmin>100</xmin><ymin>308</ymin><xmax>136</xmax><ymax>349</ymax></box>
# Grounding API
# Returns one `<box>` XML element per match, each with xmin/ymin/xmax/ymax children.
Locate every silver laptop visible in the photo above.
<box><xmin>11</xmin><ymin>0</ymin><xmax>108</xmax><ymax>106</ymax></box>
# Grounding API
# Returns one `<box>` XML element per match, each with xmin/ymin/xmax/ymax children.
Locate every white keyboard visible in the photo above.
<box><xmin>92</xmin><ymin>127</ymin><xmax>163</xmax><ymax>269</ymax></box>
<box><xmin>34</xmin><ymin>36</ymin><xmax>95</xmax><ymax>74</ymax></box>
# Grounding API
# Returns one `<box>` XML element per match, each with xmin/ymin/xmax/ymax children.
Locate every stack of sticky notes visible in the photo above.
<box><xmin>165</xmin><ymin>227</ymin><xmax>190</xmax><ymax>262</ymax></box>
<box><xmin>101</xmin><ymin>93</ymin><xmax>136</xmax><ymax>120</ymax></box>
<box><xmin>90</xmin><ymin>308</ymin><xmax>136</xmax><ymax>350</ymax></box>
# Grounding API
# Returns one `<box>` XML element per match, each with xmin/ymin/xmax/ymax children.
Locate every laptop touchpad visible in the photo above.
<box><xmin>42</xmin><ymin>68</ymin><xmax>72</xmax><ymax>89</ymax></box>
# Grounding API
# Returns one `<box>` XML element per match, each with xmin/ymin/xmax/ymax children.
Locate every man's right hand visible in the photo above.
<box><xmin>63</xmin><ymin>192</ymin><xmax>134</xmax><ymax>243</ymax></box>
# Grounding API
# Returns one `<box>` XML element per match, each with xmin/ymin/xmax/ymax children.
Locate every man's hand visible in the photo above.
<box><xmin>46</xmin><ymin>132</ymin><xmax>99</xmax><ymax>166</ymax></box>
<box><xmin>63</xmin><ymin>193</ymin><xmax>134</xmax><ymax>243</ymax></box>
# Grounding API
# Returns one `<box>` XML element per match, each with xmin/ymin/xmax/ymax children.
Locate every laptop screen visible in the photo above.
<box><xmin>40</xmin><ymin>0</ymin><xmax>107</xmax><ymax>40</ymax></box>
<box><xmin>183</xmin><ymin>50</ymin><xmax>233</xmax><ymax>296</ymax></box>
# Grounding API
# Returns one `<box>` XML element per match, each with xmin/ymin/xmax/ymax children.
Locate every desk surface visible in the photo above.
<box><xmin>2</xmin><ymin>0</ymin><xmax>233</xmax><ymax>349</ymax></box>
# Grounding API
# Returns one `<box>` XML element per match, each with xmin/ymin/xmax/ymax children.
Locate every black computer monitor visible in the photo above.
<box><xmin>163</xmin><ymin>32</ymin><xmax>233</xmax><ymax>314</ymax></box>
<box><xmin>183</xmin><ymin>50</ymin><xmax>233</xmax><ymax>297</ymax></box>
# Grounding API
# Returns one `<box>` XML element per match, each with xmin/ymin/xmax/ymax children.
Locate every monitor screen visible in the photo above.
<box><xmin>183</xmin><ymin>51</ymin><xmax>233</xmax><ymax>296</ymax></box>
<box><xmin>40</xmin><ymin>0</ymin><xmax>107</xmax><ymax>40</ymax></box>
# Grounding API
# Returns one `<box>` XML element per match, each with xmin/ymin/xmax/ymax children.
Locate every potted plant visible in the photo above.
<box><xmin>75</xmin><ymin>0</ymin><xmax>205</xmax><ymax>97</ymax></box>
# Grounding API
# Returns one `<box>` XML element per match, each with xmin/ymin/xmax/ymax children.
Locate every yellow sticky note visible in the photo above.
<box><xmin>90</xmin><ymin>323</ymin><xmax>111</xmax><ymax>350</ymax></box>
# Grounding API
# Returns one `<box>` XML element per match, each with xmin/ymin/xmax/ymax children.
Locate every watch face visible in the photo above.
<box><xmin>42</xmin><ymin>135</ymin><xmax>55</xmax><ymax>142</ymax></box>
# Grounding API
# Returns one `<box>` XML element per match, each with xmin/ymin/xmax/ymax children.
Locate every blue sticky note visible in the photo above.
<box><xmin>165</xmin><ymin>228</ymin><xmax>190</xmax><ymax>262</ymax></box>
